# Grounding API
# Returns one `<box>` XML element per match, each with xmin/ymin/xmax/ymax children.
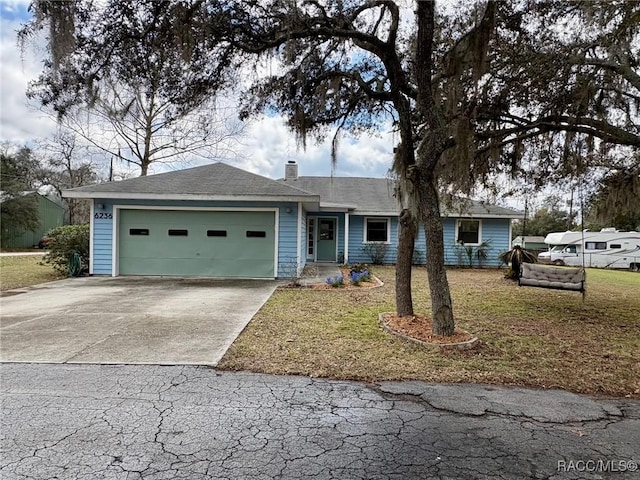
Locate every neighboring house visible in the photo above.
<box><xmin>63</xmin><ymin>162</ymin><xmax>523</xmax><ymax>279</ymax></box>
<box><xmin>511</xmin><ymin>235</ymin><xmax>547</xmax><ymax>253</ymax></box>
<box><xmin>0</xmin><ymin>192</ymin><xmax>65</xmax><ymax>249</ymax></box>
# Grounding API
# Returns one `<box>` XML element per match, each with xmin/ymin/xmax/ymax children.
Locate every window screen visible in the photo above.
<box><xmin>457</xmin><ymin>220</ymin><xmax>480</xmax><ymax>244</ymax></box>
<box><xmin>365</xmin><ymin>219</ymin><xmax>388</xmax><ymax>242</ymax></box>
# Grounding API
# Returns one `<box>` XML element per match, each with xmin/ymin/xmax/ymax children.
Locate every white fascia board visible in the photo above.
<box><xmin>62</xmin><ymin>191</ymin><xmax>319</xmax><ymax>203</ymax></box>
<box><xmin>319</xmin><ymin>202</ymin><xmax>358</xmax><ymax>210</ymax></box>
<box><xmin>450</xmin><ymin>213</ymin><xmax>526</xmax><ymax>219</ymax></box>
<box><xmin>352</xmin><ymin>210</ymin><xmax>524</xmax><ymax>219</ymax></box>
<box><xmin>317</xmin><ymin>207</ymin><xmax>351</xmax><ymax>212</ymax></box>
<box><xmin>352</xmin><ymin>211</ymin><xmax>400</xmax><ymax>217</ymax></box>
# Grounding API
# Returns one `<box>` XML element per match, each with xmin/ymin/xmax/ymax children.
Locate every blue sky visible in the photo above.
<box><xmin>0</xmin><ymin>1</ymin><xmax>532</xmax><ymax>212</ymax></box>
<box><xmin>0</xmin><ymin>1</ymin><xmax>396</xmax><ymax>182</ymax></box>
<box><xmin>0</xmin><ymin>1</ymin><xmax>30</xmax><ymax>21</ymax></box>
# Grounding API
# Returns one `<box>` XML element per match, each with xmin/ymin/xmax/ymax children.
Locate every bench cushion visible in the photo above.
<box><xmin>519</xmin><ymin>263</ymin><xmax>584</xmax><ymax>291</ymax></box>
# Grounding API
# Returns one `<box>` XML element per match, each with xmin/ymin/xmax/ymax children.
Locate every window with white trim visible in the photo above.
<box><xmin>365</xmin><ymin>218</ymin><xmax>390</xmax><ymax>243</ymax></box>
<box><xmin>456</xmin><ymin>219</ymin><xmax>481</xmax><ymax>245</ymax></box>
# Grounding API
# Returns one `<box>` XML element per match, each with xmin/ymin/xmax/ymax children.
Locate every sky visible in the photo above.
<box><xmin>0</xmin><ymin>1</ymin><xmax>397</xmax><ymax>182</ymax></box>
<box><xmin>0</xmin><ymin>1</ymin><xmax>534</xmax><ymax>212</ymax></box>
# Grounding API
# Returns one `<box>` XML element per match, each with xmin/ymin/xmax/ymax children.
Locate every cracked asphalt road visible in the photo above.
<box><xmin>1</xmin><ymin>364</ymin><xmax>638</xmax><ymax>479</ymax></box>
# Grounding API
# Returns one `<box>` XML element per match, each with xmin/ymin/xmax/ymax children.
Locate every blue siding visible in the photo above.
<box><xmin>348</xmin><ymin>215</ymin><xmax>511</xmax><ymax>267</ymax></box>
<box><xmin>277</xmin><ymin>203</ymin><xmax>299</xmax><ymax>277</ymax></box>
<box><xmin>91</xmin><ymin>199</ymin><xmax>299</xmax><ymax>278</ymax></box>
<box><xmin>93</xmin><ymin>201</ymin><xmax>114</xmax><ymax>274</ymax></box>
<box><xmin>476</xmin><ymin>218</ymin><xmax>511</xmax><ymax>267</ymax></box>
<box><xmin>347</xmin><ymin>216</ymin><xmax>398</xmax><ymax>264</ymax></box>
<box><xmin>91</xmin><ymin>197</ymin><xmax>513</xmax><ymax>275</ymax></box>
<box><xmin>442</xmin><ymin>218</ymin><xmax>510</xmax><ymax>267</ymax></box>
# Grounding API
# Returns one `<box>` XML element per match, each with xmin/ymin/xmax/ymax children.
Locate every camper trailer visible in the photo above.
<box><xmin>538</xmin><ymin>228</ymin><xmax>640</xmax><ymax>270</ymax></box>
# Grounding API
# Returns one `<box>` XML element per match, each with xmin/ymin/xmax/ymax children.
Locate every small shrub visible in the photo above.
<box><xmin>349</xmin><ymin>262</ymin><xmax>370</xmax><ymax>274</ymax></box>
<box><xmin>42</xmin><ymin>224</ymin><xmax>90</xmax><ymax>275</ymax></box>
<box><xmin>325</xmin><ymin>275</ymin><xmax>344</xmax><ymax>288</ymax></box>
<box><xmin>475</xmin><ymin>240</ymin><xmax>491</xmax><ymax>267</ymax></box>
<box><xmin>282</xmin><ymin>256</ymin><xmax>303</xmax><ymax>286</ymax></box>
<box><xmin>349</xmin><ymin>269</ymin><xmax>370</xmax><ymax>286</ymax></box>
<box><xmin>498</xmin><ymin>246</ymin><xmax>538</xmax><ymax>279</ymax></box>
<box><xmin>454</xmin><ymin>240</ymin><xmax>491</xmax><ymax>268</ymax></box>
<box><xmin>454</xmin><ymin>242</ymin><xmax>467</xmax><ymax>267</ymax></box>
<box><xmin>363</xmin><ymin>243</ymin><xmax>388</xmax><ymax>264</ymax></box>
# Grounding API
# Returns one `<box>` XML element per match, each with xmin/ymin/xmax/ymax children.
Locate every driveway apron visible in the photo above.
<box><xmin>0</xmin><ymin>276</ymin><xmax>277</xmax><ymax>365</ymax></box>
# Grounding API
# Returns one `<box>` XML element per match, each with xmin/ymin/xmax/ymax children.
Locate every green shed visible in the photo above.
<box><xmin>1</xmin><ymin>193</ymin><xmax>65</xmax><ymax>249</ymax></box>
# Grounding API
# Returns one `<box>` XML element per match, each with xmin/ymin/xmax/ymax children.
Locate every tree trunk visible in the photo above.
<box><xmin>413</xmin><ymin>1</ymin><xmax>456</xmax><ymax>336</ymax></box>
<box><xmin>396</xmin><ymin>208</ymin><xmax>417</xmax><ymax>316</ymax></box>
<box><xmin>419</xmin><ymin>176</ymin><xmax>455</xmax><ymax>336</ymax></box>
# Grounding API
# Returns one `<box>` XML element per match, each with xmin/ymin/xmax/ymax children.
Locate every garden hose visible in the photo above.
<box><xmin>68</xmin><ymin>252</ymin><xmax>82</xmax><ymax>277</ymax></box>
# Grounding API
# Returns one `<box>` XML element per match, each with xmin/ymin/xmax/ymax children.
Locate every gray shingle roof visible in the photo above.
<box><xmin>63</xmin><ymin>161</ymin><xmax>522</xmax><ymax>218</ymax></box>
<box><xmin>281</xmin><ymin>176</ymin><xmax>399</xmax><ymax>213</ymax></box>
<box><xmin>64</xmin><ymin>162</ymin><xmax>318</xmax><ymax>200</ymax></box>
<box><xmin>282</xmin><ymin>176</ymin><xmax>523</xmax><ymax>218</ymax></box>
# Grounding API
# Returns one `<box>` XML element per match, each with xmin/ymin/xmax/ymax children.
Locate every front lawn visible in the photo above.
<box><xmin>218</xmin><ymin>266</ymin><xmax>640</xmax><ymax>398</ymax></box>
<box><xmin>0</xmin><ymin>255</ymin><xmax>65</xmax><ymax>291</ymax></box>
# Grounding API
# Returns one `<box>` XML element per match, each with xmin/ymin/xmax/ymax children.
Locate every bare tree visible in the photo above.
<box><xmin>38</xmin><ymin>130</ymin><xmax>98</xmax><ymax>224</ymax></box>
<box><xmin>21</xmin><ymin>0</ymin><xmax>244</xmax><ymax>176</ymax></box>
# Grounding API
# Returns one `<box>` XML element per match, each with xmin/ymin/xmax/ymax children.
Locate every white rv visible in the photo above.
<box><xmin>538</xmin><ymin>228</ymin><xmax>640</xmax><ymax>270</ymax></box>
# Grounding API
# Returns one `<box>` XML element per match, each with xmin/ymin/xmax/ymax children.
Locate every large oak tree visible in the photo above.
<box><xmin>24</xmin><ymin>0</ymin><xmax>639</xmax><ymax>336</ymax></box>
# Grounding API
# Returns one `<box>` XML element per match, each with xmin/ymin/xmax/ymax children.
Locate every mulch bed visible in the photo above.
<box><xmin>382</xmin><ymin>312</ymin><xmax>476</xmax><ymax>344</ymax></box>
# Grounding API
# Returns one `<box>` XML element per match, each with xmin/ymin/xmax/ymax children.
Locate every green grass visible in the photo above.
<box><xmin>218</xmin><ymin>266</ymin><xmax>640</xmax><ymax>398</ymax></box>
<box><xmin>0</xmin><ymin>255</ymin><xmax>65</xmax><ymax>291</ymax></box>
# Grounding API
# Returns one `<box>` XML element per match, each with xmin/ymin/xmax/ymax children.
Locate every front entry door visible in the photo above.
<box><xmin>316</xmin><ymin>218</ymin><xmax>336</xmax><ymax>261</ymax></box>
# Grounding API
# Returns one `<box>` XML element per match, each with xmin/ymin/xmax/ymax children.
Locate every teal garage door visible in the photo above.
<box><xmin>118</xmin><ymin>209</ymin><xmax>276</xmax><ymax>278</ymax></box>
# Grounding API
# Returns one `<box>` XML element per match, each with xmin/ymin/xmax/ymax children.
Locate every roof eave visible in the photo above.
<box><xmin>62</xmin><ymin>191</ymin><xmax>320</xmax><ymax>203</ymax></box>
<box><xmin>450</xmin><ymin>213</ymin><xmax>525</xmax><ymax>219</ymax></box>
<box><xmin>351</xmin><ymin>210</ymin><xmax>524</xmax><ymax>219</ymax></box>
<box><xmin>352</xmin><ymin>210</ymin><xmax>400</xmax><ymax>216</ymax></box>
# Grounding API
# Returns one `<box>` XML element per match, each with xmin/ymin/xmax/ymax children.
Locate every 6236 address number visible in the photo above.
<box><xmin>94</xmin><ymin>212</ymin><xmax>113</xmax><ymax>219</ymax></box>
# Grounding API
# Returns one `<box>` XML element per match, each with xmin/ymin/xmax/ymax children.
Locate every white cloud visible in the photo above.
<box><xmin>225</xmin><ymin>115</ymin><xmax>394</xmax><ymax>180</ymax></box>
<box><xmin>0</xmin><ymin>8</ymin><xmax>396</xmax><ymax>180</ymax></box>
<box><xmin>0</xmin><ymin>11</ymin><xmax>59</xmax><ymax>145</ymax></box>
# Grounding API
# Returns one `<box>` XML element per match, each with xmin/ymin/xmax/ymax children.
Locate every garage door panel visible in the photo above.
<box><xmin>118</xmin><ymin>210</ymin><xmax>275</xmax><ymax>277</ymax></box>
<box><xmin>118</xmin><ymin>258</ymin><xmax>274</xmax><ymax>278</ymax></box>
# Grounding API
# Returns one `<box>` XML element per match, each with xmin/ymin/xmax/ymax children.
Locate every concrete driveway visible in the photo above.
<box><xmin>0</xmin><ymin>276</ymin><xmax>278</xmax><ymax>365</ymax></box>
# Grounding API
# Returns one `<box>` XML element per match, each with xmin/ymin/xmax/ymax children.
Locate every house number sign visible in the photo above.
<box><xmin>94</xmin><ymin>213</ymin><xmax>113</xmax><ymax>219</ymax></box>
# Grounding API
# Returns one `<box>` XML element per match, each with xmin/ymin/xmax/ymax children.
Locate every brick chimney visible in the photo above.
<box><xmin>284</xmin><ymin>160</ymin><xmax>298</xmax><ymax>181</ymax></box>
